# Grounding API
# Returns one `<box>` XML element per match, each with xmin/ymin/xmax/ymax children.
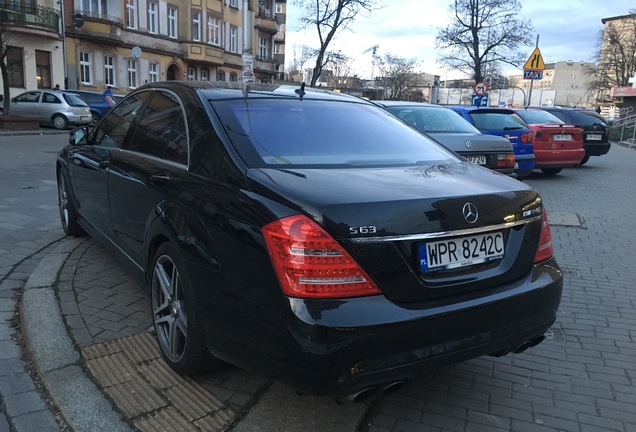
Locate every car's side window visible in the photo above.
<box><xmin>91</xmin><ymin>91</ymin><xmax>150</xmax><ymax>148</ymax></box>
<box><xmin>16</xmin><ymin>92</ymin><xmax>40</xmax><ymax>103</ymax></box>
<box><xmin>129</xmin><ymin>91</ymin><xmax>189</xmax><ymax>166</ymax></box>
<box><xmin>42</xmin><ymin>93</ymin><xmax>61</xmax><ymax>104</ymax></box>
<box><xmin>550</xmin><ymin>111</ymin><xmax>566</xmax><ymax>122</ymax></box>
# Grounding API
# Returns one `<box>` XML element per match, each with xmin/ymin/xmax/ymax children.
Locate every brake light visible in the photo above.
<box><xmin>496</xmin><ymin>153</ymin><xmax>516</xmax><ymax>168</ymax></box>
<box><xmin>533</xmin><ymin>207</ymin><xmax>554</xmax><ymax>263</ymax></box>
<box><xmin>262</xmin><ymin>215</ymin><xmax>381</xmax><ymax>298</ymax></box>
<box><xmin>521</xmin><ymin>132</ymin><xmax>534</xmax><ymax>143</ymax></box>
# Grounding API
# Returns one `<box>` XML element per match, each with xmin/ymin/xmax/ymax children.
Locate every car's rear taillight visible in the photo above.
<box><xmin>522</xmin><ymin>132</ymin><xmax>534</xmax><ymax>143</ymax></box>
<box><xmin>105</xmin><ymin>95</ymin><xmax>116</xmax><ymax>107</ymax></box>
<box><xmin>534</xmin><ymin>207</ymin><xmax>554</xmax><ymax>263</ymax></box>
<box><xmin>262</xmin><ymin>215</ymin><xmax>381</xmax><ymax>299</ymax></box>
<box><xmin>496</xmin><ymin>153</ymin><xmax>516</xmax><ymax>168</ymax></box>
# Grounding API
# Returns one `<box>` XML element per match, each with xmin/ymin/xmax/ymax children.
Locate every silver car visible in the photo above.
<box><xmin>9</xmin><ymin>90</ymin><xmax>92</xmax><ymax>129</ymax></box>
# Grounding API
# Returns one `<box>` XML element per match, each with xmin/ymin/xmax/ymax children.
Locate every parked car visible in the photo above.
<box><xmin>9</xmin><ymin>90</ymin><xmax>91</xmax><ymax>129</ymax></box>
<box><xmin>533</xmin><ymin>106</ymin><xmax>611</xmax><ymax>165</ymax></box>
<box><xmin>448</xmin><ymin>106</ymin><xmax>536</xmax><ymax>179</ymax></box>
<box><xmin>67</xmin><ymin>89</ymin><xmax>118</xmax><ymax>126</ymax></box>
<box><xmin>377</xmin><ymin>101</ymin><xmax>516</xmax><ymax>176</ymax></box>
<box><xmin>0</xmin><ymin>94</ymin><xmax>3</xmax><ymax>115</ymax></box>
<box><xmin>56</xmin><ymin>82</ymin><xmax>562</xmax><ymax>399</ymax></box>
<box><xmin>514</xmin><ymin>108</ymin><xmax>585</xmax><ymax>175</ymax></box>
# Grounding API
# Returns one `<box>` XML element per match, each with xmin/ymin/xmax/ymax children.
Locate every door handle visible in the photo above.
<box><xmin>150</xmin><ymin>173</ymin><xmax>170</xmax><ymax>184</ymax></box>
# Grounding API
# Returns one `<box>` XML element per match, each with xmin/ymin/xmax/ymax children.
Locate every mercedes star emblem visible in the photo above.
<box><xmin>462</xmin><ymin>202</ymin><xmax>479</xmax><ymax>224</ymax></box>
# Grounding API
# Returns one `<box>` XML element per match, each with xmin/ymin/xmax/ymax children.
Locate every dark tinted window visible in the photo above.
<box><xmin>214</xmin><ymin>99</ymin><xmax>454</xmax><ymax>167</ymax></box>
<box><xmin>544</xmin><ymin>110</ymin><xmax>566</xmax><ymax>122</ymax></box>
<box><xmin>74</xmin><ymin>92</ymin><xmax>105</xmax><ymax>104</ymax></box>
<box><xmin>92</xmin><ymin>91</ymin><xmax>150</xmax><ymax>148</ymax></box>
<box><xmin>42</xmin><ymin>93</ymin><xmax>61</xmax><ymax>104</ymax></box>
<box><xmin>468</xmin><ymin>112</ymin><xmax>528</xmax><ymax>131</ymax></box>
<box><xmin>63</xmin><ymin>93</ymin><xmax>86</xmax><ymax>107</ymax></box>
<box><xmin>570</xmin><ymin>110</ymin><xmax>607</xmax><ymax>127</ymax></box>
<box><xmin>129</xmin><ymin>91</ymin><xmax>188</xmax><ymax>165</ymax></box>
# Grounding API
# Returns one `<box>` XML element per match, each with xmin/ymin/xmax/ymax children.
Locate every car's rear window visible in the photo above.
<box><xmin>517</xmin><ymin>109</ymin><xmax>564</xmax><ymax>125</ymax></box>
<box><xmin>386</xmin><ymin>106</ymin><xmax>479</xmax><ymax>133</ymax></box>
<box><xmin>570</xmin><ymin>110</ymin><xmax>608</xmax><ymax>127</ymax></box>
<box><xmin>468</xmin><ymin>112</ymin><xmax>528</xmax><ymax>131</ymax></box>
<box><xmin>63</xmin><ymin>94</ymin><xmax>87</xmax><ymax>107</ymax></box>
<box><xmin>213</xmin><ymin>99</ymin><xmax>456</xmax><ymax>167</ymax></box>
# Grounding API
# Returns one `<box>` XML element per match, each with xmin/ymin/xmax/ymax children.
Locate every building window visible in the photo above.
<box><xmin>187</xmin><ymin>67</ymin><xmax>196</xmax><ymax>81</ymax></box>
<box><xmin>217</xmin><ymin>71</ymin><xmax>225</xmax><ymax>81</ymax></box>
<box><xmin>274</xmin><ymin>42</ymin><xmax>281</xmax><ymax>54</ymax></box>
<box><xmin>192</xmin><ymin>11</ymin><xmax>201</xmax><ymax>41</ymax></box>
<box><xmin>230</xmin><ymin>73</ymin><xmax>237</xmax><ymax>82</ymax></box>
<box><xmin>127</xmin><ymin>60</ymin><xmax>138</xmax><ymax>88</ymax></box>
<box><xmin>148</xmin><ymin>1</ymin><xmax>157</xmax><ymax>33</ymax></box>
<box><xmin>258</xmin><ymin>36</ymin><xmax>269</xmax><ymax>59</ymax></box>
<box><xmin>149</xmin><ymin>62</ymin><xmax>159</xmax><ymax>83</ymax></box>
<box><xmin>7</xmin><ymin>47</ymin><xmax>24</xmax><ymax>87</ymax></box>
<box><xmin>104</xmin><ymin>55</ymin><xmax>115</xmax><ymax>86</ymax></box>
<box><xmin>275</xmin><ymin>2</ymin><xmax>282</xmax><ymax>13</ymax></box>
<box><xmin>168</xmin><ymin>7</ymin><xmax>178</xmax><ymax>39</ymax></box>
<box><xmin>207</xmin><ymin>15</ymin><xmax>221</xmax><ymax>46</ymax></box>
<box><xmin>126</xmin><ymin>0</ymin><xmax>137</xmax><ymax>29</ymax></box>
<box><xmin>82</xmin><ymin>0</ymin><xmax>107</xmax><ymax>15</ymax></box>
<box><xmin>79</xmin><ymin>51</ymin><xmax>92</xmax><ymax>84</ymax></box>
<box><xmin>35</xmin><ymin>50</ymin><xmax>51</xmax><ymax>89</ymax></box>
<box><xmin>229</xmin><ymin>0</ymin><xmax>238</xmax><ymax>7</ymax></box>
<box><xmin>229</xmin><ymin>25</ymin><xmax>238</xmax><ymax>53</ymax></box>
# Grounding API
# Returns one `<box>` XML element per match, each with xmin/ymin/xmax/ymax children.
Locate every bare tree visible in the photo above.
<box><xmin>1</xmin><ymin>24</ymin><xmax>12</xmax><ymax>115</ymax></box>
<box><xmin>585</xmin><ymin>17</ymin><xmax>636</xmax><ymax>101</ymax></box>
<box><xmin>296</xmin><ymin>0</ymin><xmax>379</xmax><ymax>87</ymax></box>
<box><xmin>436</xmin><ymin>0</ymin><xmax>534</xmax><ymax>84</ymax></box>
<box><xmin>377</xmin><ymin>54</ymin><xmax>421</xmax><ymax>100</ymax></box>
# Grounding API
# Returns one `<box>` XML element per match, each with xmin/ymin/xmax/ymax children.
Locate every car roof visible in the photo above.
<box><xmin>67</xmin><ymin>89</ymin><xmax>103</xmax><ymax>95</ymax></box>
<box><xmin>448</xmin><ymin>106</ymin><xmax>518</xmax><ymax>115</ymax></box>
<box><xmin>137</xmin><ymin>81</ymin><xmax>369</xmax><ymax>103</ymax></box>
<box><xmin>375</xmin><ymin>101</ymin><xmax>440</xmax><ymax>108</ymax></box>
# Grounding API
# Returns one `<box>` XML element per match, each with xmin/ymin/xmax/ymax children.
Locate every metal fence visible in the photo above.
<box><xmin>0</xmin><ymin>3</ymin><xmax>60</xmax><ymax>33</ymax></box>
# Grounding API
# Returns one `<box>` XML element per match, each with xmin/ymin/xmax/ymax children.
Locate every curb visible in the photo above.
<box><xmin>0</xmin><ymin>129</ymin><xmax>69</xmax><ymax>136</ymax></box>
<box><xmin>20</xmin><ymin>238</ymin><xmax>133</xmax><ymax>432</ymax></box>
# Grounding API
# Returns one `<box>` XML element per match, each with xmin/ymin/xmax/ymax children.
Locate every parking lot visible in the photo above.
<box><xmin>0</xmin><ymin>133</ymin><xmax>635</xmax><ymax>432</ymax></box>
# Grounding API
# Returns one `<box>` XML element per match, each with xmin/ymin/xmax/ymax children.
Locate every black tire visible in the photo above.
<box><xmin>90</xmin><ymin>112</ymin><xmax>100</xmax><ymax>127</ymax></box>
<box><xmin>151</xmin><ymin>242</ymin><xmax>219</xmax><ymax>374</ymax></box>
<box><xmin>579</xmin><ymin>155</ymin><xmax>590</xmax><ymax>166</ymax></box>
<box><xmin>52</xmin><ymin>114</ymin><xmax>69</xmax><ymax>130</ymax></box>
<box><xmin>57</xmin><ymin>171</ymin><xmax>86</xmax><ymax>237</ymax></box>
<box><xmin>541</xmin><ymin>168</ymin><xmax>562</xmax><ymax>175</ymax></box>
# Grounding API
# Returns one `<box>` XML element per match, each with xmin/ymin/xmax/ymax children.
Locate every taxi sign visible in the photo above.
<box><xmin>523</xmin><ymin>47</ymin><xmax>546</xmax><ymax>70</ymax></box>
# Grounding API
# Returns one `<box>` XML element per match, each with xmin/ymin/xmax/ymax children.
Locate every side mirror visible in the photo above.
<box><xmin>11</xmin><ymin>97</ymin><xmax>16</xmax><ymax>102</ymax></box>
<box><xmin>69</xmin><ymin>127</ymin><xmax>89</xmax><ymax>146</ymax></box>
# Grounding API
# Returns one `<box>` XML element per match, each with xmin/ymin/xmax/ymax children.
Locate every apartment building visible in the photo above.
<box><xmin>63</xmin><ymin>0</ymin><xmax>284</xmax><ymax>93</ymax></box>
<box><xmin>0</xmin><ymin>0</ymin><xmax>64</xmax><ymax>97</ymax></box>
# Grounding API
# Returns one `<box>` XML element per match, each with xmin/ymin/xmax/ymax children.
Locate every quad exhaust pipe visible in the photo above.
<box><xmin>347</xmin><ymin>380</ymin><xmax>407</xmax><ymax>403</ymax></box>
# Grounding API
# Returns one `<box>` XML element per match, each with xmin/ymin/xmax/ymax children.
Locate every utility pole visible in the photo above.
<box><xmin>526</xmin><ymin>34</ymin><xmax>539</xmax><ymax>107</ymax></box>
<box><xmin>242</xmin><ymin>0</ymin><xmax>254</xmax><ymax>93</ymax></box>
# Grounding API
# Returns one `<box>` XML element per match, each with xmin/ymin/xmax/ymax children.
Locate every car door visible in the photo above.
<box><xmin>39</xmin><ymin>92</ymin><xmax>63</xmax><ymax>123</ymax></box>
<box><xmin>11</xmin><ymin>91</ymin><xmax>41</xmax><ymax>117</ymax></box>
<box><xmin>66</xmin><ymin>92</ymin><xmax>150</xmax><ymax>238</ymax></box>
<box><xmin>108</xmin><ymin>89</ymin><xmax>189</xmax><ymax>266</ymax></box>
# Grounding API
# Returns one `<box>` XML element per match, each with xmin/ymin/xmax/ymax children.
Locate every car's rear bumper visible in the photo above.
<box><xmin>583</xmin><ymin>141</ymin><xmax>611</xmax><ymax>157</ymax></box>
<box><xmin>514</xmin><ymin>153</ymin><xmax>535</xmax><ymax>178</ymax></box>
<box><xmin>534</xmin><ymin>148</ymin><xmax>585</xmax><ymax>168</ymax></box>
<box><xmin>212</xmin><ymin>258</ymin><xmax>562</xmax><ymax>397</ymax></box>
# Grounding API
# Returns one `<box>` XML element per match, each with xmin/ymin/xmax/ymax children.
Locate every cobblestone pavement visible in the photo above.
<box><xmin>3</xmin><ymin>130</ymin><xmax>636</xmax><ymax>432</ymax></box>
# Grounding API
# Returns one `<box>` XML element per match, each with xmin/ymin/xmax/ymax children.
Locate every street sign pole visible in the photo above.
<box><xmin>527</xmin><ymin>34</ymin><xmax>539</xmax><ymax>107</ymax></box>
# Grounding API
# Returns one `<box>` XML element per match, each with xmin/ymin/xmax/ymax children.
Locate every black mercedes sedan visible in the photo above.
<box><xmin>56</xmin><ymin>82</ymin><xmax>563</xmax><ymax>401</ymax></box>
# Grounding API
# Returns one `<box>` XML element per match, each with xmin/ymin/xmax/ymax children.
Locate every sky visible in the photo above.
<box><xmin>284</xmin><ymin>0</ymin><xmax>634</xmax><ymax>80</ymax></box>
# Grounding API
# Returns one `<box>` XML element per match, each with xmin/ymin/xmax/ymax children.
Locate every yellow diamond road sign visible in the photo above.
<box><xmin>523</xmin><ymin>47</ymin><xmax>546</xmax><ymax>71</ymax></box>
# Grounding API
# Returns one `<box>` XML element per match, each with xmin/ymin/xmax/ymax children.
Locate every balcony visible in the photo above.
<box><xmin>78</xmin><ymin>10</ymin><xmax>124</xmax><ymax>26</ymax></box>
<box><xmin>0</xmin><ymin>3</ymin><xmax>60</xmax><ymax>34</ymax></box>
<box><xmin>255</xmin><ymin>7</ymin><xmax>277</xmax><ymax>34</ymax></box>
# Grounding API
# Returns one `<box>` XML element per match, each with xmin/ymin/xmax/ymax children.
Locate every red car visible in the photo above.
<box><xmin>514</xmin><ymin>108</ymin><xmax>585</xmax><ymax>175</ymax></box>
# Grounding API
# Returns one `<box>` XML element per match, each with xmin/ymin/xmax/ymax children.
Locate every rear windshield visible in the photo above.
<box><xmin>213</xmin><ymin>99</ymin><xmax>456</xmax><ymax>167</ymax></box>
<box><xmin>517</xmin><ymin>109</ymin><xmax>564</xmax><ymax>125</ymax></box>
<box><xmin>570</xmin><ymin>110</ymin><xmax>608</xmax><ymax>127</ymax></box>
<box><xmin>63</xmin><ymin>94</ymin><xmax>87</xmax><ymax>107</ymax></box>
<box><xmin>469</xmin><ymin>111</ymin><xmax>528</xmax><ymax>131</ymax></box>
<box><xmin>385</xmin><ymin>106</ymin><xmax>479</xmax><ymax>134</ymax></box>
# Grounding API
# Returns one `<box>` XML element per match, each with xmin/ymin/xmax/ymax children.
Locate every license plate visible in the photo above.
<box><xmin>586</xmin><ymin>134</ymin><xmax>602</xmax><ymax>141</ymax></box>
<box><xmin>552</xmin><ymin>134</ymin><xmax>572</xmax><ymax>141</ymax></box>
<box><xmin>81</xmin><ymin>116</ymin><xmax>91</xmax><ymax>121</ymax></box>
<box><xmin>465</xmin><ymin>154</ymin><xmax>487</xmax><ymax>165</ymax></box>
<box><xmin>420</xmin><ymin>232</ymin><xmax>504</xmax><ymax>272</ymax></box>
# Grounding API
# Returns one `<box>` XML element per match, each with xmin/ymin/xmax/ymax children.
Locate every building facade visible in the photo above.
<box><xmin>0</xmin><ymin>0</ymin><xmax>64</xmax><ymax>97</ymax></box>
<box><xmin>1</xmin><ymin>0</ymin><xmax>285</xmax><ymax>97</ymax></box>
